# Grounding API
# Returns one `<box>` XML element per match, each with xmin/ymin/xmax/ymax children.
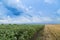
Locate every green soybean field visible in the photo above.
<box><xmin>0</xmin><ymin>24</ymin><xmax>44</xmax><ymax>40</ymax></box>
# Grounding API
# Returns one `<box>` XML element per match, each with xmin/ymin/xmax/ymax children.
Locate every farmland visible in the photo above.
<box><xmin>0</xmin><ymin>24</ymin><xmax>44</xmax><ymax>40</ymax></box>
<box><xmin>43</xmin><ymin>24</ymin><xmax>60</xmax><ymax>40</ymax></box>
<box><xmin>0</xmin><ymin>24</ymin><xmax>60</xmax><ymax>40</ymax></box>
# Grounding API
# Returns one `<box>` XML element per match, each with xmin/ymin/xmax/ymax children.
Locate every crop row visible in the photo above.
<box><xmin>0</xmin><ymin>24</ymin><xmax>44</xmax><ymax>40</ymax></box>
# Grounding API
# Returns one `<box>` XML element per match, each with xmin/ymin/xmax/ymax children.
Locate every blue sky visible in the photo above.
<box><xmin>0</xmin><ymin>0</ymin><xmax>60</xmax><ymax>24</ymax></box>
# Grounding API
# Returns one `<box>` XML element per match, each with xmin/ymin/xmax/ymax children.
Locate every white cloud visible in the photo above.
<box><xmin>0</xmin><ymin>16</ymin><xmax>31</xmax><ymax>24</ymax></box>
<box><xmin>32</xmin><ymin>16</ymin><xmax>42</xmax><ymax>23</ymax></box>
<box><xmin>2</xmin><ymin>0</ymin><xmax>27</xmax><ymax>12</ymax></box>
<box><xmin>44</xmin><ymin>0</ymin><xmax>57</xmax><ymax>4</ymax></box>
<box><xmin>56</xmin><ymin>18</ymin><xmax>60</xmax><ymax>21</ymax></box>
<box><xmin>0</xmin><ymin>0</ymin><xmax>56</xmax><ymax>24</ymax></box>
<box><xmin>40</xmin><ymin>17</ymin><xmax>53</xmax><ymax>22</ymax></box>
<box><xmin>16</xmin><ymin>0</ymin><xmax>20</xmax><ymax>3</ymax></box>
<box><xmin>0</xmin><ymin>20</ymin><xmax>9</xmax><ymax>24</ymax></box>
<box><xmin>0</xmin><ymin>16</ymin><xmax>53</xmax><ymax>24</ymax></box>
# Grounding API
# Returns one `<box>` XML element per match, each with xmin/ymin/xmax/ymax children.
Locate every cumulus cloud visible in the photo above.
<box><xmin>2</xmin><ymin>0</ymin><xmax>29</xmax><ymax>12</ymax></box>
<box><xmin>0</xmin><ymin>15</ymin><xmax>53</xmax><ymax>24</ymax></box>
<box><xmin>1</xmin><ymin>16</ymin><xmax>29</xmax><ymax>24</ymax></box>
<box><xmin>0</xmin><ymin>0</ymin><xmax>33</xmax><ymax>24</ymax></box>
<box><xmin>0</xmin><ymin>0</ymin><xmax>59</xmax><ymax>24</ymax></box>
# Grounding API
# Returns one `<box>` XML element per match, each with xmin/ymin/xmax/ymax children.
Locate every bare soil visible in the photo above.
<box><xmin>42</xmin><ymin>24</ymin><xmax>60</xmax><ymax>40</ymax></box>
<box><xmin>30</xmin><ymin>24</ymin><xmax>60</xmax><ymax>40</ymax></box>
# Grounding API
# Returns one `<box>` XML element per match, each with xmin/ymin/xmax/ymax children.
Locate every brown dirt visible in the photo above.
<box><xmin>42</xmin><ymin>24</ymin><xmax>60</xmax><ymax>40</ymax></box>
<box><xmin>30</xmin><ymin>28</ymin><xmax>43</xmax><ymax>40</ymax></box>
<box><xmin>30</xmin><ymin>24</ymin><xmax>60</xmax><ymax>40</ymax></box>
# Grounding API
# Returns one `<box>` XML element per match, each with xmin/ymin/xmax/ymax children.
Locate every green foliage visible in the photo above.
<box><xmin>0</xmin><ymin>24</ymin><xmax>44</xmax><ymax>40</ymax></box>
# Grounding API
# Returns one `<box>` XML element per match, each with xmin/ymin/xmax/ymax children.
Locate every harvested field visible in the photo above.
<box><xmin>43</xmin><ymin>24</ymin><xmax>60</xmax><ymax>40</ymax></box>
